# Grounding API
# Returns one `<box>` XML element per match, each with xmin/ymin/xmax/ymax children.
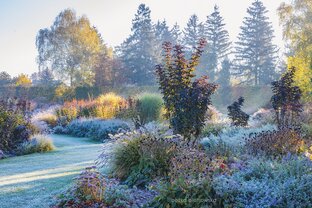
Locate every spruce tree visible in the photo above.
<box><xmin>155</xmin><ymin>20</ymin><xmax>174</xmax><ymax>44</ymax></box>
<box><xmin>217</xmin><ymin>58</ymin><xmax>231</xmax><ymax>87</ymax></box>
<box><xmin>155</xmin><ymin>20</ymin><xmax>175</xmax><ymax>62</ymax></box>
<box><xmin>182</xmin><ymin>14</ymin><xmax>205</xmax><ymax>55</ymax></box>
<box><xmin>234</xmin><ymin>0</ymin><xmax>278</xmax><ymax>86</ymax></box>
<box><xmin>217</xmin><ymin>58</ymin><xmax>232</xmax><ymax>104</ymax></box>
<box><xmin>118</xmin><ymin>4</ymin><xmax>157</xmax><ymax>85</ymax></box>
<box><xmin>170</xmin><ymin>23</ymin><xmax>182</xmax><ymax>45</ymax></box>
<box><xmin>202</xmin><ymin>5</ymin><xmax>231</xmax><ymax>80</ymax></box>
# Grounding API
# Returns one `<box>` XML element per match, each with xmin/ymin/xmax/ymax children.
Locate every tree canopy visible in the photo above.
<box><xmin>36</xmin><ymin>9</ymin><xmax>105</xmax><ymax>87</ymax></box>
<box><xmin>278</xmin><ymin>0</ymin><xmax>312</xmax><ymax>101</ymax></box>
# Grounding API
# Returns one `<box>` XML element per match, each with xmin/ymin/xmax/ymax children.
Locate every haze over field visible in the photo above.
<box><xmin>0</xmin><ymin>0</ymin><xmax>288</xmax><ymax>76</ymax></box>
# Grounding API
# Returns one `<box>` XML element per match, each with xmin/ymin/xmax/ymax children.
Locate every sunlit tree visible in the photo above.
<box><xmin>14</xmin><ymin>74</ymin><xmax>32</xmax><ymax>87</ymax></box>
<box><xmin>36</xmin><ymin>9</ymin><xmax>105</xmax><ymax>86</ymax></box>
<box><xmin>278</xmin><ymin>0</ymin><xmax>312</xmax><ymax>101</ymax></box>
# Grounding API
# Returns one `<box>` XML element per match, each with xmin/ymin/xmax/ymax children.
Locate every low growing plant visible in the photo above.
<box><xmin>201</xmin><ymin>124</ymin><xmax>277</xmax><ymax>147</ymax></box>
<box><xmin>55</xmin><ymin>166</ymin><xmax>107</xmax><ymax>207</ymax></box>
<box><xmin>65</xmin><ymin>118</ymin><xmax>129</xmax><ymax>141</ymax></box>
<box><xmin>200</xmin><ymin>123</ymin><xmax>225</xmax><ymax>138</ymax></box>
<box><xmin>245</xmin><ymin>129</ymin><xmax>306</xmax><ymax>157</ymax></box>
<box><xmin>18</xmin><ymin>134</ymin><xmax>55</xmax><ymax>155</ymax></box>
<box><xmin>149</xmin><ymin>178</ymin><xmax>224</xmax><ymax>208</ymax></box>
<box><xmin>213</xmin><ymin>157</ymin><xmax>312</xmax><ymax>208</ymax></box>
<box><xmin>104</xmin><ymin>184</ymin><xmax>136</xmax><ymax>207</ymax></box>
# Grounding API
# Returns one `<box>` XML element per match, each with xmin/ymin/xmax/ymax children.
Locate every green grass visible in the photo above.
<box><xmin>0</xmin><ymin>135</ymin><xmax>113</xmax><ymax>208</ymax></box>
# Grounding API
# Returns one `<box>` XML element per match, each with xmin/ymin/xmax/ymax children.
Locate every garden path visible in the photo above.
<box><xmin>0</xmin><ymin>135</ymin><xmax>113</xmax><ymax>208</ymax></box>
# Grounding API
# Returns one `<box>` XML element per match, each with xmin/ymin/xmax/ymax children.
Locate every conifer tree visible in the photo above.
<box><xmin>234</xmin><ymin>0</ymin><xmax>278</xmax><ymax>86</ymax></box>
<box><xmin>182</xmin><ymin>14</ymin><xmax>205</xmax><ymax>55</ymax></box>
<box><xmin>217</xmin><ymin>58</ymin><xmax>232</xmax><ymax>104</ymax></box>
<box><xmin>155</xmin><ymin>20</ymin><xmax>175</xmax><ymax>62</ymax></box>
<box><xmin>170</xmin><ymin>23</ymin><xmax>182</xmax><ymax>45</ymax></box>
<box><xmin>118</xmin><ymin>4</ymin><xmax>157</xmax><ymax>85</ymax></box>
<box><xmin>218</xmin><ymin>58</ymin><xmax>231</xmax><ymax>87</ymax></box>
<box><xmin>201</xmin><ymin>5</ymin><xmax>231</xmax><ymax>80</ymax></box>
<box><xmin>155</xmin><ymin>20</ymin><xmax>174</xmax><ymax>44</ymax></box>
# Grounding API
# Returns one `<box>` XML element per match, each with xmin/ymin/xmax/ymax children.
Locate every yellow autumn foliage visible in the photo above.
<box><xmin>287</xmin><ymin>54</ymin><xmax>312</xmax><ymax>101</ymax></box>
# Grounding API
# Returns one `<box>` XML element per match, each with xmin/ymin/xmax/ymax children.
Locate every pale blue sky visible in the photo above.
<box><xmin>0</xmin><ymin>0</ymin><xmax>288</xmax><ymax>77</ymax></box>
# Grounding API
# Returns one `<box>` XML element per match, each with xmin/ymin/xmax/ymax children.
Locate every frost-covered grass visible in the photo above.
<box><xmin>201</xmin><ymin>124</ymin><xmax>277</xmax><ymax>147</ymax></box>
<box><xmin>213</xmin><ymin>157</ymin><xmax>312</xmax><ymax>207</ymax></box>
<box><xmin>0</xmin><ymin>134</ymin><xmax>114</xmax><ymax>208</ymax></box>
<box><xmin>64</xmin><ymin>118</ymin><xmax>130</xmax><ymax>141</ymax></box>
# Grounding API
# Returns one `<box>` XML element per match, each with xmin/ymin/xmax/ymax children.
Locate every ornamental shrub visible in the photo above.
<box><xmin>227</xmin><ymin>97</ymin><xmax>249</xmax><ymax>126</ymax></box>
<box><xmin>271</xmin><ymin>67</ymin><xmax>303</xmax><ymax>129</ymax></box>
<box><xmin>99</xmin><ymin>126</ymin><xmax>183</xmax><ymax>187</ymax></box>
<box><xmin>156</xmin><ymin>39</ymin><xmax>217</xmax><ymax>138</ymax></box>
<box><xmin>0</xmin><ymin>98</ymin><xmax>35</xmax><ymax>153</ymax></box>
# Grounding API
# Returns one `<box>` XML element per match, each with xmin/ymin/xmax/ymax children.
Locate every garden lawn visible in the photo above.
<box><xmin>0</xmin><ymin>134</ymin><xmax>113</xmax><ymax>208</ymax></box>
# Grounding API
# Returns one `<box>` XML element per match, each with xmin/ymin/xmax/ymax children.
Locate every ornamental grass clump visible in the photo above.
<box><xmin>18</xmin><ymin>134</ymin><xmax>55</xmax><ymax>155</ymax></box>
<box><xmin>99</xmin><ymin>126</ymin><xmax>184</xmax><ymax>187</ymax></box>
<box><xmin>116</xmin><ymin>94</ymin><xmax>164</xmax><ymax>128</ymax></box>
<box><xmin>56</xmin><ymin>93</ymin><xmax>128</xmax><ymax>123</ymax></box>
<box><xmin>135</xmin><ymin>93</ymin><xmax>163</xmax><ymax>125</ymax></box>
<box><xmin>95</xmin><ymin>92</ymin><xmax>128</xmax><ymax>119</ymax></box>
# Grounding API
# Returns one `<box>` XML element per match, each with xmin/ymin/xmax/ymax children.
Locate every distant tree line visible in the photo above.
<box><xmin>31</xmin><ymin>0</ymin><xmax>280</xmax><ymax>90</ymax></box>
<box><xmin>117</xmin><ymin>0</ymin><xmax>279</xmax><ymax>87</ymax></box>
